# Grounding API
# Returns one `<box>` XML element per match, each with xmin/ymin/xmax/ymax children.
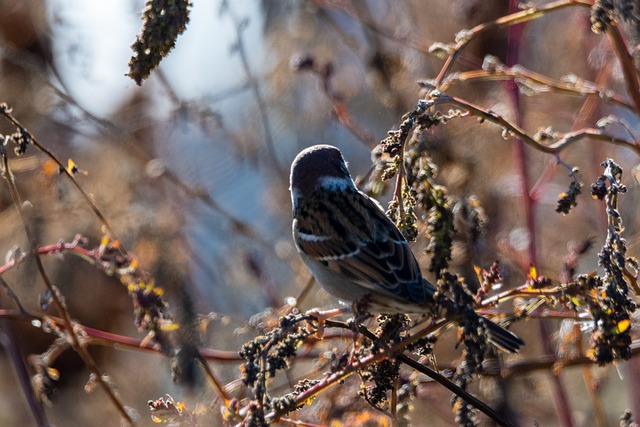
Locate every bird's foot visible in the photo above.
<box><xmin>305</xmin><ymin>307</ymin><xmax>349</xmax><ymax>339</ymax></box>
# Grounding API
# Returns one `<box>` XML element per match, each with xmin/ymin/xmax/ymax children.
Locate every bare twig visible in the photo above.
<box><xmin>429</xmin><ymin>93</ymin><xmax>640</xmax><ymax>155</ymax></box>
<box><xmin>437</xmin><ymin>64</ymin><xmax>633</xmax><ymax>111</ymax></box>
<box><xmin>606</xmin><ymin>24</ymin><xmax>640</xmax><ymax>114</ymax></box>
<box><xmin>294</xmin><ymin>57</ymin><xmax>378</xmax><ymax>148</ymax></box>
<box><xmin>223</xmin><ymin>1</ymin><xmax>285</xmax><ymax>176</ymax></box>
<box><xmin>0</xmin><ymin>104</ymin><xmax>125</xmax><ymax>253</ymax></box>
<box><xmin>0</xmin><ymin>321</ymin><xmax>49</xmax><ymax>426</ymax></box>
<box><xmin>0</xmin><ymin>148</ymin><xmax>133</xmax><ymax>424</ymax></box>
<box><xmin>433</xmin><ymin>0</ymin><xmax>592</xmax><ymax>87</ymax></box>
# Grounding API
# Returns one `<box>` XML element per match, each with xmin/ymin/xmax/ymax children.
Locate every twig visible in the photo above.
<box><xmin>0</xmin><ymin>149</ymin><xmax>133</xmax><ymax>424</ymax></box>
<box><xmin>0</xmin><ymin>104</ymin><xmax>125</xmax><ymax>253</ymax></box>
<box><xmin>0</xmin><ymin>320</ymin><xmax>49</xmax><ymax>426</ymax></box>
<box><xmin>606</xmin><ymin>24</ymin><xmax>640</xmax><ymax>114</ymax></box>
<box><xmin>313</xmin><ymin>0</ymin><xmax>483</xmax><ymax>70</ymax></box>
<box><xmin>429</xmin><ymin>93</ymin><xmax>640</xmax><ymax>155</ymax></box>
<box><xmin>433</xmin><ymin>0</ymin><xmax>592</xmax><ymax>87</ymax></box>
<box><xmin>195</xmin><ymin>352</ymin><xmax>232</xmax><ymax>403</ymax></box>
<box><xmin>296</xmin><ymin>57</ymin><xmax>378</xmax><ymax>148</ymax></box>
<box><xmin>438</xmin><ymin>65</ymin><xmax>633</xmax><ymax>111</ymax></box>
<box><xmin>223</xmin><ymin>1</ymin><xmax>284</xmax><ymax>176</ymax></box>
<box><xmin>399</xmin><ymin>354</ymin><xmax>516</xmax><ymax>427</ymax></box>
<box><xmin>264</xmin><ymin>318</ymin><xmax>447</xmax><ymax>421</ymax></box>
<box><xmin>353</xmin><ymin>323</ymin><xmax>518</xmax><ymax>427</ymax></box>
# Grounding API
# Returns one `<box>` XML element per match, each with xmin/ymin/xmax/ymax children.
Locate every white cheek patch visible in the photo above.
<box><xmin>319</xmin><ymin>176</ymin><xmax>355</xmax><ymax>191</ymax></box>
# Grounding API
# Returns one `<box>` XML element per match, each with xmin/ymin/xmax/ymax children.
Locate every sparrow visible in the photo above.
<box><xmin>289</xmin><ymin>144</ymin><xmax>524</xmax><ymax>352</ymax></box>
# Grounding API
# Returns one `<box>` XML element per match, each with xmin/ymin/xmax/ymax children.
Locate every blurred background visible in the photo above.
<box><xmin>0</xmin><ymin>0</ymin><xmax>639</xmax><ymax>425</ymax></box>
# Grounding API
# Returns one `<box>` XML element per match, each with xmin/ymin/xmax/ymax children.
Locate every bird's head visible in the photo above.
<box><xmin>289</xmin><ymin>145</ymin><xmax>355</xmax><ymax>204</ymax></box>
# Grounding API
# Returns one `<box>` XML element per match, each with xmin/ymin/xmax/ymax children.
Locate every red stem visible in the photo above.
<box><xmin>505</xmin><ymin>2</ymin><xmax>574</xmax><ymax>427</ymax></box>
<box><xmin>607</xmin><ymin>24</ymin><xmax>640</xmax><ymax>114</ymax></box>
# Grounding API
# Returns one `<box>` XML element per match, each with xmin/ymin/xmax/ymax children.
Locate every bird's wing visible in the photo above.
<box><xmin>294</xmin><ymin>189</ymin><xmax>433</xmax><ymax>305</ymax></box>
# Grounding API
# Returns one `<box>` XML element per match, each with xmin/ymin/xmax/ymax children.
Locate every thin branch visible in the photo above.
<box><xmin>437</xmin><ymin>65</ymin><xmax>634</xmax><ymax>111</ymax></box>
<box><xmin>265</xmin><ymin>318</ymin><xmax>447</xmax><ymax>422</ymax></box>
<box><xmin>429</xmin><ymin>93</ymin><xmax>640</xmax><ymax>155</ymax></box>
<box><xmin>433</xmin><ymin>0</ymin><xmax>592</xmax><ymax>87</ymax></box>
<box><xmin>0</xmin><ymin>321</ymin><xmax>49</xmax><ymax>426</ymax></box>
<box><xmin>0</xmin><ymin>104</ymin><xmax>125</xmax><ymax>254</ymax></box>
<box><xmin>354</xmin><ymin>323</ymin><xmax>518</xmax><ymax>427</ymax></box>
<box><xmin>606</xmin><ymin>24</ymin><xmax>640</xmax><ymax>114</ymax></box>
<box><xmin>0</xmin><ymin>151</ymin><xmax>133</xmax><ymax>424</ymax></box>
<box><xmin>195</xmin><ymin>352</ymin><xmax>232</xmax><ymax>403</ymax></box>
<box><xmin>400</xmin><ymin>354</ymin><xmax>516</xmax><ymax>427</ymax></box>
<box><xmin>223</xmin><ymin>1</ymin><xmax>285</xmax><ymax>176</ymax></box>
<box><xmin>294</xmin><ymin>57</ymin><xmax>378</xmax><ymax>148</ymax></box>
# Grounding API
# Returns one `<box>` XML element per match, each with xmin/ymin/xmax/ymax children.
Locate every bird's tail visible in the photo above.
<box><xmin>480</xmin><ymin>317</ymin><xmax>524</xmax><ymax>353</ymax></box>
<box><xmin>420</xmin><ymin>278</ymin><xmax>524</xmax><ymax>352</ymax></box>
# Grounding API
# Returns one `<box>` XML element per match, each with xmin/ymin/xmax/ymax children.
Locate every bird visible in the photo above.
<box><xmin>289</xmin><ymin>144</ymin><xmax>524</xmax><ymax>353</ymax></box>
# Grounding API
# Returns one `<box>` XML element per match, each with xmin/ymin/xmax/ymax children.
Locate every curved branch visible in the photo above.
<box><xmin>431</xmin><ymin>93</ymin><xmax>640</xmax><ymax>155</ymax></box>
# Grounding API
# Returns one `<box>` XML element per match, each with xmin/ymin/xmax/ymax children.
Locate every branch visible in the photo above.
<box><xmin>433</xmin><ymin>0</ymin><xmax>592</xmax><ymax>86</ymax></box>
<box><xmin>430</xmin><ymin>93</ymin><xmax>640</xmax><ymax>155</ymax></box>
<box><xmin>0</xmin><ymin>149</ymin><xmax>133</xmax><ymax>424</ymax></box>
<box><xmin>436</xmin><ymin>61</ymin><xmax>633</xmax><ymax>111</ymax></box>
<box><xmin>606</xmin><ymin>24</ymin><xmax>640</xmax><ymax>114</ymax></box>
